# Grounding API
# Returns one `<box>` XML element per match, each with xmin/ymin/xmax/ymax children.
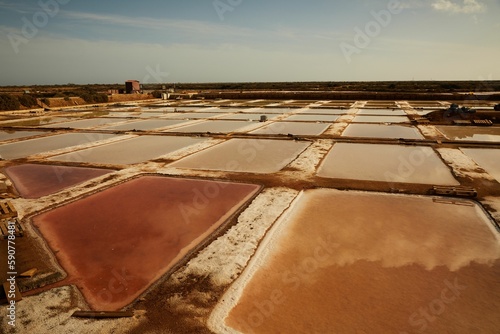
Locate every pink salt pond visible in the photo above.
<box><xmin>213</xmin><ymin>189</ymin><xmax>500</xmax><ymax>334</ymax></box>
<box><xmin>32</xmin><ymin>176</ymin><xmax>260</xmax><ymax>310</ymax></box>
<box><xmin>5</xmin><ymin>164</ymin><xmax>113</xmax><ymax>199</ymax></box>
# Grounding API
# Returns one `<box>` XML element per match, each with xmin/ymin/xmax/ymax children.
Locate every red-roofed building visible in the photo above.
<box><xmin>125</xmin><ymin>80</ymin><xmax>141</xmax><ymax>94</ymax></box>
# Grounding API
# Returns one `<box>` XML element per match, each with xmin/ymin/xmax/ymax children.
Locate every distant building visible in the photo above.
<box><xmin>125</xmin><ymin>80</ymin><xmax>141</xmax><ymax>94</ymax></box>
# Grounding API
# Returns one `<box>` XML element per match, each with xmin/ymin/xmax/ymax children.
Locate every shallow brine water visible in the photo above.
<box><xmin>33</xmin><ymin>176</ymin><xmax>260</xmax><ymax>310</ymax></box>
<box><xmin>352</xmin><ymin>115</ymin><xmax>410</xmax><ymax>123</ymax></box>
<box><xmin>437</xmin><ymin>126</ymin><xmax>500</xmax><ymax>143</ymax></box>
<box><xmin>342</xmin><ymin>124</ymin><xmax>424</xmax><ymax>139</ymax></box>
<box><xmin>50</xmin><ymin>135</ymin><xmax>206</xmax><ymax>165</ymax></box>
<box><xmin>5</xmin><ymin>164</ymin><xmax>112</xmax><ymax>198</ymax></box>
<box><xmin>251</xmin><ymin>122</ymin><xmax>330</xmax><ymax>136</ymax></box>
<box><xmin>222</xmin><ymin>189</ymin><xmax>500</xmax><ymax>334</ymax></box>
<box><xmin>40</xmin><ymin>118</ymin><xmax>123</xmax><ymax>129</ymax></box>
<box><xmin>165</xmin><ymin>120</ymin><xmax>258</xmax><ymax>133</ymax></box>
<box><xmin>461</xmin><ymin>148</ymin><xmax>500</xmax><ymax>182</ymax></box>
<box><xmin>0</xmin><ymin>130</ymin><xmax>45</xmax><ymax>142</ymax></box>
<box><xmin>0</xmin><ymin>133</ymin><xmax>119</xmax><ymax>160</ymax></box>
<box><xmin>103</xmin><ymin>119</ymin><xmax>189</xmax><ymax>131</ymax></box>
<box><xmin>317</xmin><ymin>143</ymin><xmax>459</xmax><ymax>185</ymax></box>
<box><xmin>171</xmin><ymin>139</ymin><xmax>310</xmax><ymax>173</ymax></box>
<box><xmin>285</xmin><ymin>114</ymin><xmax>340</xmax><ymax>122</ymax></box>
<box><xmin>357</xmin><ymin>109</ymin><xmax>407</xmax><ymax>116</ymax></box>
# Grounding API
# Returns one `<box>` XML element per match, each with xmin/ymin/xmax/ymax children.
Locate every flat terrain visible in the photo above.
<box><xmin>0</xmin><ymin>97</ymin><xmax>498</xmax><ymax>334</ymax></box>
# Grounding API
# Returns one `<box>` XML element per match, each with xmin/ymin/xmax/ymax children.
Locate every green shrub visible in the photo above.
<box><xmin>151</xmin><ymin>90</ymin><xmax>163</xmax><ymax>98</ymax></box>
<box><xmin>0</xmin><ymin>94</ymin><xmax>21</xmax><ymax>111</ymax></box>
<box><xmin>18</xmin><ymin>94</ymin><xmax>39</xmax><ymax>108</ymax></box>
<box><xmin>80</xmin><ymin>92</ymin><xmax>108</xmax><ymax>104</ymax></box>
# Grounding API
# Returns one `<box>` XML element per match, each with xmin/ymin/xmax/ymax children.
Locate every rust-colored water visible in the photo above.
<box><xmin>226</xmin><ymin>190</ymin><xmax>500</xmax><ymax>333</ymax></box>
<box><xmin>33</xmin><ymin>176</ymin><xmax>260</xmax><ymax>310</ymax></box>
<box><xmin>5</xmin><ymin>164</ymin><xmax>112</xmax><ymax>198</ymax></box>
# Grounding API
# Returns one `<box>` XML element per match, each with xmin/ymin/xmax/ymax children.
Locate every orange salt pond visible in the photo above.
<box><xmin>5</xmin><ymin>164</ymin><xmax>113</xmax><ymax>199</ymax></box>
<box><xmin>33</xmin><ymin>176</ymin><xmax>260</xmax><ymax>310</ymax></box>
<box><xmin>215</xmin><ymin>189</ymin><xmax>500</xmax><ymax>334</ymax></box>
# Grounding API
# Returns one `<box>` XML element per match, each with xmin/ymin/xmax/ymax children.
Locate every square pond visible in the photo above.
<box><xmin>251</xmin><ymin>122</ymin><xmax>330</xmax><ymax>136</ymax></box>
<box><xmin>352</xmin><ymin>115</ymin><xmax>410</xmax><ymax>124</ymax></box>
<box><xmin>50</xmin><ymin>135</ymin><xmax>206</xmax><ymax>165</ymax></box>
<box><xmin>461</xmin><ymin>148</ymin><xmax>500</xmax><ymax>183</ymax></box>
<box><xmin>214</xmin><ymin>189</ymin><xmax>500</xmax><ymax>334</ymax></box>
<box><xmin>342</xmin><ymin>124</ymin><xmax>424</xmax><ymax>139</ymax></box>
<box><xmin>32</xmin><ymin>176</ymin><xmax>260</xmax><ymax>310</ymax></box>
<box><xmin>5</xmin><ymin>164</ymin><xmax>113</xmax><ymax>199</ymax></box>
<box><xmin>171</xmin><ymin>139</ymin><xmax>310</xmax><ymax>173</ymax></box>
<box><xmin>437</xmin><ymin>126</ymin><xmax>500</xmax><ymax>143</ymax></box>
<box><xmin>0</xmin><ymin>133</ymin><xmax>120</xmax><ymax>160</ymax></box>
<box><xmin>317</xmin><ymin>143</ymin><xmax>459</xmax><ymax>185</ymax></box>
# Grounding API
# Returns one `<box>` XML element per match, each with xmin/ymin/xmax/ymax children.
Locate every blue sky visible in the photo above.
<box><xmin>0</xmin><ymin>0</ymin><xmax>498</xmax><ymax>85</ymax></box>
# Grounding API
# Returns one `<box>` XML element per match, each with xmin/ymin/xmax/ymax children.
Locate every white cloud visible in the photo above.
<box><xmin>431</xmin><ymin>0</ymin><xmax>486</xmax><ymax>14</ymax></box>
<box><xmin>61</xmin><ymin>11</ymin><xmax>253</xmax><ymax>38</ymax></box>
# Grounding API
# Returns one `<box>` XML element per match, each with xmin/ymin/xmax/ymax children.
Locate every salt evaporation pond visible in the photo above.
<box><xmin>245</xmin><ymin>108</ymin><xmax>293</xmax><ymax>114</ymax></box>
<box><xmin>342</xmin><ymin>124</ymin><xmax>424</xmax><ymax>139</ymax></box>
<box><xmin>50</xmin><ymin>135</ymin><xmax>206</xmax><ymax>165</ymax></box>
<box><xmin>357</xmin><ymin>109</ymin><xmax>407</xmax><ymax>116</ymax></box>
<box><xmin>317</xmin><ymin>143</ymin><xmax>459</xmax><ymax>185</ymax></box>
<box><xmin>32</xmin><ymin>176</ymin><xmax>260</xmax><ymax>310</ymax></box>
<box><xmin>285</xmin><ymin>114</ymin><xmax>340</xmax><ymax>122</ymax></box>
<box><xmin>5</xmin><ymin>164</ymin><xmax>112</xmax><ymax>198</ymax></box>
<box><xmin>2</xmin><ymin>117</ymin><xmax>78</xmax><ymax>127</ymax></box>
<box><xmin>298</xmin><ymin>108</ymin><xmax>348</xmax><ymax>115</ymax></box>
<box><xmin>167</xmin><ymin>112</ymin><xmax>224</xmax><ymax>119</ymax></box>
<box><xmin>218</xmin><ymin>113</ymin><xmax>279</xmax><ymax>121</ymax></box>
<box><xmin>461</xmin><ymin>148</ymin><xmax>500</xmax><ymax>182</ymax></box>
<box><xmin>437</xmin><ymin>126</ymin><xmax>500</xmax><ymax>142</ymax></box>
<box><xmin>166</xmin><ymin>120</ymin><xmax>258</xmax><ymax>133</ymax></box>
<box><xmin>0</xmin><ymin>130</ymin><xmax>45</xmax><ymax>142</ymax></box>
<box><xmin>251</xmin><ymin>122</ymin><xmax>329</xmax><ymax>136</ymax></box>
<box><xmin>103</xmin><ymin>119</ymin><xmax>189</xmax><ymax>131</ymax></box>
<box><xmin>352</xmin><ymin>115</ymin><xmax>410</xmax><ymax>123</ymax></box>
<box><xmin>171</xmin><ymin>139</ymin><xmax>310</xmax><ymax>173</ymax></box>
<box><xmin>40</xmin><ymin>118</ymin><xmax>123</xmax><ymax>129</ymax></box>
<box><xmin>214</xmin><ymin>189</ymin><xmax>500</xmax><ymax>334</ymax></box>
<box><xmin>0</xmin><ymin>133</ymin><xmax>120</xmax><ymax>160</ymax></box>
